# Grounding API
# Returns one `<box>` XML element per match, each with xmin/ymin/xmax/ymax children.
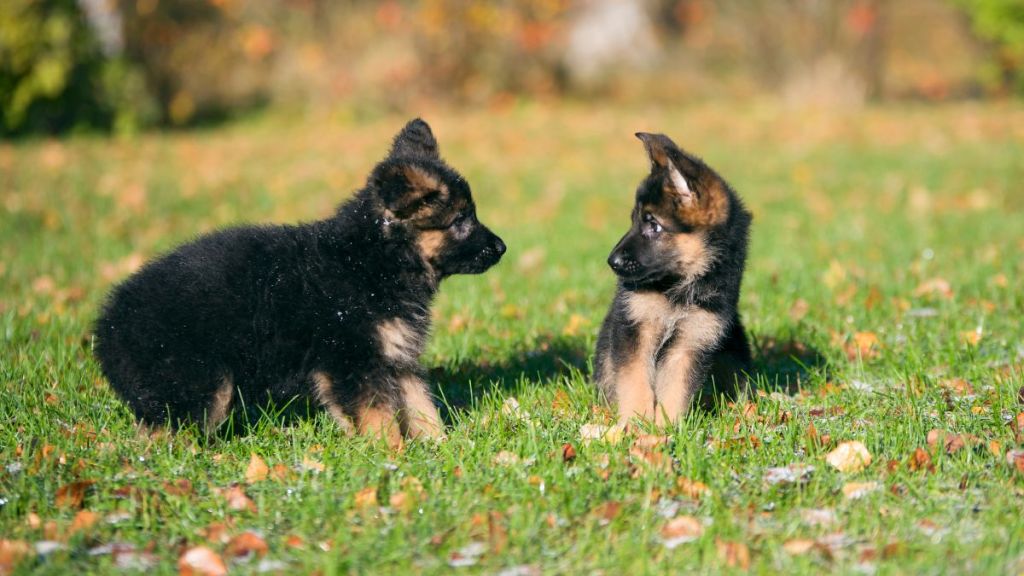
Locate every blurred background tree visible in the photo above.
<box><xmin>0</xmin><ymin>0</ymin><xmax>1018</xmax><ymax>136</ymax></box>
<box><xmin>954</xmin><ymin>0</ymin><xmax>1024</xmax><ymax>95</ymax></box>
<box><xmin>0</xmin><ymin>0</ymin><xmax>156</xmax><ymax>135</ymax></box>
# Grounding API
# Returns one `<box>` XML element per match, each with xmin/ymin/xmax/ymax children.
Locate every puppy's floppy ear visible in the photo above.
<box><xmin>391</xmin><ymin>118</ymin><xmax>440</xmax><ymax>159</ymax></box>
<box><xmin>636</xmin><ymin>132</ymin><xmax>699</xmax><ymax>205</ymax></box>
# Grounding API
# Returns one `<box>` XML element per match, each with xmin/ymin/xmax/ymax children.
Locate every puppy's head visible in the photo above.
<box><xmin>607</xmin><ymin>132</ymin><xmax>731</xmax><ymax>288</ymax></box>
<box><xmin>371</xmin><ymin>119</ymin><xmax>505</xmax><ymax>278</ymax></box>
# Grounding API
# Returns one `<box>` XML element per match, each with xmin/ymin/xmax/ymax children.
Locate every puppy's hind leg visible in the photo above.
<box><xmin>203</xmin><ymin>374</ymin><xmax>236</xmax><ymax>434</ymax></box>
<box><xmin>311</xmin><ymin>371</ymin><xmax>356</xmax><ymax>435</ymax></box>
<box><xmin>356</xmin><ymin>397</ymin><xmax>402</xmax><ymax>449</ymax></box>
<box><xmin>704</xmin><ymin>317</ymin><xmax>754</xmax><ymax>407</ymax></box>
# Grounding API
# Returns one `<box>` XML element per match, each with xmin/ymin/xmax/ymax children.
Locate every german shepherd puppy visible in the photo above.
<box><xmin>594</xmin><ymin>132</ymin><xmax>752</xmax><ymax>426</ymax></box>
<box><xmin>94</xmin><ymin>119</ymin><xmax>506</xmax><ymax>444</ymax></box>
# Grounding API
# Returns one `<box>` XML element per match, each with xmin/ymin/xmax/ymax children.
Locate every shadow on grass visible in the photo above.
<box><xmin>429</xmin><ymin>335</ymin><xmax>589</xmax><ymax>411</ymax></box>
<box><xmin>211</xmin><ymin>332</ymin><xmax>825</xmax><ymax>437</ymax></box>
<box><xmin>428</xmin><ymin>332</ymin><xmax>827</xmax><ymax>420</ymax></box>
<box><xmin>749</xmin><ymin>335</ymin><xmax>828</xmax><ymax>395</ymax></box>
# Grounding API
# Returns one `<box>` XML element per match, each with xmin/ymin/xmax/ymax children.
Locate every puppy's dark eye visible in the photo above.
<box><xmin>449</xmin><ymin>213</ymin><xmax>467</xmax><ymax>228</ymax></box>
<box><xmin>643</xmin><ymin>213</ymin><xmax>663</xmax><ymax>234</ymax></box>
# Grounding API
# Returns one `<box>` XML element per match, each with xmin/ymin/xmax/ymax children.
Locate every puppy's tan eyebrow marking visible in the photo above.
<box><xmin>403</xmin><ymin>165</ymin><xmax>443</xmax><ymax>192</ymax></box>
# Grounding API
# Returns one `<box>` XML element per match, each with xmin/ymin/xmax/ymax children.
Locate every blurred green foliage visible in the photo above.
<box><xmin>0</xmin><ymin>0</ymin><xmax>1020</xmax><ymax>136</ymax></box>
<box><xmin>0</xmin><ymin>0</ymin><xmax>156</xmax><ymax>135</ymax></box>
<box><xmin>955</xmin><ymin>0</ymin><xmax>1024</xmax><ymax>94</ymax></box>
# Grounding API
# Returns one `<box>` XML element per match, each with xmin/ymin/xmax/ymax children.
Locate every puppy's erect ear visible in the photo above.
<box><xmin>636</xmin><ymin>132</ymin><xmax>698</xmax><ymax>206</ymax></box>
<box><xmin>391</xmin><ymin>118</ymin><xmax>440</xmax><ymax>159</ymax></box>
<box><xmin>635</xmin><ymin>132</ymin><xmax>674</xmax><ymax>170</ymax></box>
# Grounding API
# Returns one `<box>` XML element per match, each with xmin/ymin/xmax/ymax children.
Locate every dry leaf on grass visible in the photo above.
<box><xmin>660</xmin><ymin>516</ymin><xmax>703</xmax><ymax>549</ymax></box>
<box><xmin>1010</xmin><ymin>413</ymin><xmax>1024</xmax><ymax>444</ymax></box>
<box><xmin>488</xmin><ymin>511</ymin><xmax>508</xmax><ymax>554</ymax></box>
<box><xmin>0</xmin><ymin>540</ymin><xmax>32</xmax><ymax>574</ymax></box>
<box><xmin>628</xmin><ymin>445</ymin><xmax>672</xmax><ymax>475</ymax></box>
<box><xmin>221</xmin><ymin>485</ymin><xmax>257</xmax><ymax>513</ymax></box>
<box><xmin>716</xmin><ymin>540</ymin><xmax>751</xmax><ymax>569</ymax></box>
<box><xmin>592</xmin><ymin>501</ymin><xmax>621</xmax><ymax>526</ymax></box>
<box><xmin>561</xmin><ymin>443</ymin><xmax>577</xmax><ymax>462</ymax></box>
<box><xmin>269</xmin><ymin>463</ymin><xmax>293</xmax><ymax>482</ymax></box>
<box><xmin>201</xmin><ymin>521</ymin><xmax>234</xmax><ymax>545</ymax></box>
<box><xmin>493</xmin><ymin>451</ymin><xmax>520</xmax><ymax>466</ymax></box>
<box><xmin>300</xmin><ymin>456</ymin><xmax>325</xmax><ymax>473</ymax></box>
<box><xmin>354</xmin><ymin>487</ymin><xmax>377</xmax><ymax>509</ymax></box>
<box><xmin>448</xmin><ymin>541</ymin><xmax>487</xmax><ymax>568</ymax></box>
<box><xmin>789</xmin><ymin>299</ymin><xmax>810</xmax><ymax>321</ymax></box>
<box><xmin>909</xmin><ymin>447</ymin><xmax>935</xmax><ymax>473</ymax></box>
<box><xmin>284</xmin><ymin>535</ymin><xmax>306</xmax><ymax>550</ymax></box>
<box><xmin>633</xmin><ymin>434</ymin><xmax>670</xmax><ymax>450</ymax></box>
<box><xmin>245</xmin><ymin>453</ymin><xmax>269</xmax><ymax>483</ymax></box>
<box><xmin>783</xmin><ymin>539</ymin><xmax>818</xmax><ymax>555</ymax></box>
<box><xmin>800</xmin><ymin>508</ymin><xmax>838</xmax><ymax>527</ymax></box>
<box><xmin>87</xmin><ymin>542</ymin><xmax>157</xmax><ymax>570</ymax></box>
<box><xmin>845</xmin><ymin>332</ymin><xmax>881</xmax><ymax>360</ymax></box>
<box><xmin>939</xmin><ymin>378</ymin><xmax>974</xmax><ymax>397</ymax></box>
<box><xmin>826</xmin><ymin>441</ymin><xmax>872</xmax><ymax>472</ymax></box>
<box><xmin>914</xmin><ymin>278</ymin><xmax>953</xmax><ymax>299</ymax></box>
<box><xmin>579</xmin><ymin>423</ymin><xmax>623</xmax><ymax>444</ymax></box>
<box><xmin>675</xmin><ymin>478</ymin><xmax>711</xmax><ymax>500</ymax></box>
<box><xmin>178</xmin><ymin>546</ymin><xmax>228</xmax><ymax>576</ymax></box>
<box><xmin>959</xmin><ymin>330</ymin><xmax>982</xmax><ymax>346</ymax></box>
<box><xmin>225</xmin><ymin>531</ymin><xmax>268</xmax><ymax>561</ymax></box>
<box><xmin>764</xmin><ymin>464</ymin><xmax>814</xmax><ymax>485</ymax></box>
<box><xmin>164</xmin><ymin>479</ymin><xmax>194</xmax><ymax>497</ymax></box>
<box><xmin>926</xmin><ymin>429</ymin><xmax>979</xmax><ymax>454</ymax></box>
<box><xmin>55</xmin><ymin>480</ymin><xmax>95</xmax><ymax>509</ymax></box>
<box><xmin>69</xmin><ymin>510</ymin><xmax>99</xmax><ymax>535</ymax></box>
<box><xmin>1006</xmin><ymin>450</ymin><xmax>1024</xmax><ymax>474</ymax></box>
<box><xmin>842</xmin><ymin>481</ymin><xmax>879</xmax><ymax>500</ymax></box>
<box><xmin>501</xmin><ymin>398</ymin><xmax>531</xmax><ymax>423</ymax></box>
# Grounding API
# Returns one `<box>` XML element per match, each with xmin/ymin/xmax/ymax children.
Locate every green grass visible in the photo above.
<box><xmin>2</xmin><ymin>101</ymin><xmax>1023</xmax><ymax>574</ymax></box>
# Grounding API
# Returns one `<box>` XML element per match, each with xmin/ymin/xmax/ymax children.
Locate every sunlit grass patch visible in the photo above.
<box><xmin>1</xmin><ymin>102</ymin><xmax>1022</xmax><ymax>573</ymax></box>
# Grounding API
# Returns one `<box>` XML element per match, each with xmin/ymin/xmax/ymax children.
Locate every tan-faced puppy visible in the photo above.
<box><xmin>594</xmin><ymin>132</ymin><xmax>752</xmax><ymax>427</ymax></box>
<box><xmin>95</xmin><ymin>119</ymin><xmax>506</xmax><ymax>445</ymax></box>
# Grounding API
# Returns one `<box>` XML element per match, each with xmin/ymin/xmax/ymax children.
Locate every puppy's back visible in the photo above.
<box><xmin>94</xmin><ymin>225</ymin><xmax>295</xmax><ymax>424</ymax></box>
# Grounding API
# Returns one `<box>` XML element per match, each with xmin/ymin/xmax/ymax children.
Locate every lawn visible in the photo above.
<box><xmin>1</xmin><ymin>101</ymin><xmax>1023</xmax><ymax>574</ymax></box>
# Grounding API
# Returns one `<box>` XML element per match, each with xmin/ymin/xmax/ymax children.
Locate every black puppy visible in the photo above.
<box><xmin>594</xmin><ymin>132</ymin><xmax>752</xmax><ymax>427</ymax></box>
<box><xmin>95</xmin><ymin>119</ymin><xmax>505</xmax><ymax>444</ymax></box>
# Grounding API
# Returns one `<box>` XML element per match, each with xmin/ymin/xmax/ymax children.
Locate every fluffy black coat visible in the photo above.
<box><xmin>94</xmin><ymin>119</ymin><xmax>505</xmax><ymax>440</ymax></box>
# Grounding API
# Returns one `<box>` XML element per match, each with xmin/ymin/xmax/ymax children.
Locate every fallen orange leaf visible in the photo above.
<box><xmin>245</xmin><ymin>453</ymin><xmax>269</xmax><ymax>483</ymax></box>
<box><xmin>69</xmin><ymin>510</ymin><xmax>100</xmax><ymax>535</ymax></box>
<box><xmin>354</xmin><ymin>487</ymin><xmax>377</xmax><ymax>509</ymax></box>
<box><xmin>0</xmin><ymin>540</ymin><xmax>32</xmax><ymax>574</ymax></box>
<box><xmin>826</xmin><ymin>441</ymin><xmax>872</xmax><ymax>472</ymax></box>
<box><xmin>178</xmin><ymin>546</ymin><xmax>227</xmax><ymax>576</ymax></box>
<box><xmin>55</xmin><ymin>480</ymin><xmax>95</xmax><ymax>509</ymax></box>
<box><xmin>225</xmin><ymin>531</ymin><xmax>268</xmax><ymax>560</ymax></box>
<box><xmin>660</xmin><ymin>516</ymin><xmax>703</xmax><ymax>548</ymax></box>
<box><xmin>716</xmin><ymin>540</ymin><xmax>751</xmax><ymax>569</ymax></box>
<box><xmin>221</xmin><ymin>485</ymin><xmax>257</xmax><ymax>513</ymax></box>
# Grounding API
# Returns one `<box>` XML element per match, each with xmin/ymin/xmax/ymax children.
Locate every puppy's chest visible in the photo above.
<box><xmin>374</xmin><ymin>315</ymin><xmax>430</xmax><ymax>364</ymax></box>
<box><xmin>624</xmin><ymin>291</ymin><xmax>725</xmax><ymax>356</ymax></box>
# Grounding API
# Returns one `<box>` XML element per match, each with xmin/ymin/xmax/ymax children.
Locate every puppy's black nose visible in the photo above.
<box><xmin>493</xmin><ymin>238</ymin><xmax>506</xmax><ymax>257</ymax></box>
<box><xmin>608</xmin><ymin>252</ymin><xmax>625</xmax><ymax>273</ymax></box>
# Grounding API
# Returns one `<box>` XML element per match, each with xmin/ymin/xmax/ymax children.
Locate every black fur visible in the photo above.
<box><xmin>94</xmin><ymin>119</ymin><xmax>505</xmax><ymax>434</ymax></box>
